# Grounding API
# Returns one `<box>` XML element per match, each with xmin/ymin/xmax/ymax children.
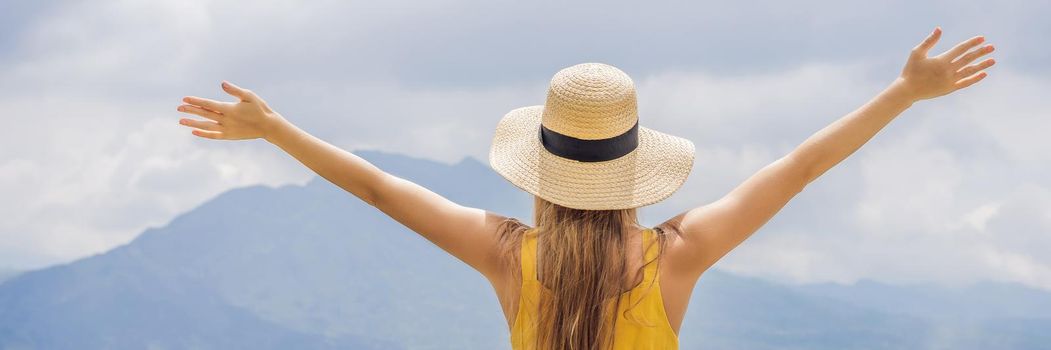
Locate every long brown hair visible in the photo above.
<box><xmin>497</xmin><ymin>196</ymin><xmax>667</xmax><ymax>350</ymax></box>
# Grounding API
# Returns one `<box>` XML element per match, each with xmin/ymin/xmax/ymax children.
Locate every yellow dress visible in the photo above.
<box><xmin>510</xmin><ymin>227</ymin><xmax>679</xmax><ymax>349</ymax></box>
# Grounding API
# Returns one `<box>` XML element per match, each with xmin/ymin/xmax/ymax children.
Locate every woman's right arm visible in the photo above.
<box><xmin>177</xmin><ymin>83</ymin><xmax>514</xmax><ymax>280</ymax></box>
<box><xmin>261</xmin><ymin>112</ymin><xmax>513</xmax><ymax>279</ymax></box>
<box><xmin>178</xmin><ymin>82</ymin><xmax>389</xmax><ymax>205</ymax></box>
<box><xmin>660</xmin><ymin>27</ymin><xmax>997</xmax><ymax>279</ymax></box>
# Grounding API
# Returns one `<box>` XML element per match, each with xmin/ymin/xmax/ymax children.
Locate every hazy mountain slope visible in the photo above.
<box><xmin>0</xmin><ymin>269</ymin><xmax>17</xmax><ymax>285</ymax></box>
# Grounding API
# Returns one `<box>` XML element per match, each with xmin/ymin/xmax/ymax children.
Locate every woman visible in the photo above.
<box><xmin>176</xmin><ymin>27</ymin><xmax>994</xmax><ymax>349</ymax></box>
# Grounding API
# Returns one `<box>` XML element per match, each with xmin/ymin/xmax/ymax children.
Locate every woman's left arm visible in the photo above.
<box><xmin>661</xmin><ymin>27</ymin><xmax>997</xmax><ymax>278</ymax></box>
<box><xmin>177</xmin><ymin>82</ymin><xmax>511</xmax><ymax>279</ymax></box>
<box><xmin>794</xmin><ymin>27</ymin><xmax>996</xmax><ymax>182</ymax></box>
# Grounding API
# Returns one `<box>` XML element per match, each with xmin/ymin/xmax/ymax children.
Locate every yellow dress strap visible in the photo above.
<box><xmin>641</xmin><ymin>228</ymin><xmax>659</xmax><ymax>285</ymax></box>
<box><xmin>521</xmin><ymin>227</ymin><xmax>539</xmax><ymax>283</ymax></box>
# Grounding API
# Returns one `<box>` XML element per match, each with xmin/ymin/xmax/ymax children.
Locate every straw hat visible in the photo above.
<box><xmin>488</xmin><ymin>62</ymin><xmax>695</xmax><ymax>210</ymax></box>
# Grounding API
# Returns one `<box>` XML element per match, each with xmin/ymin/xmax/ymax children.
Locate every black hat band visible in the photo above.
<box><xmin>538</xmin><ymin>121</ymin><xmax>639</xmax><ymax>162</ymax></box>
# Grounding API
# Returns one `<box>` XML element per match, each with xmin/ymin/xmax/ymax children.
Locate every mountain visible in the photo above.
<box><xmin>1</xmin><ymin>149</ymin><xmax>1048</xmax><ymax>349</ymax></box>
<box><xmin>687</xmin><ymin>272</ymin><xmax>1051</xmax><ymax>349</ymax></box>
<box><xmin>795</xmin><ymin>278</ymin><xmax>1051</xmax><ymax>321</ymax></box>
<box><xmin>0</xmin><ymin>269</ymin><xmax>17</xmax><ymax>285</ymax></box>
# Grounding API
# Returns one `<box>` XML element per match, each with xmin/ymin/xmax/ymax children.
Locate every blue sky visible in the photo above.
<box><xmin>1</xmin><ymin>0</ymin><xmax>1049</xmax><ymax>291</ymax></box>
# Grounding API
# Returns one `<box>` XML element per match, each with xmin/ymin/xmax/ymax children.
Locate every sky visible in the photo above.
<box><xmin>1</xmin><ymin>0</ymin><xmax>1049</xmax><ymax>290</ymax></box>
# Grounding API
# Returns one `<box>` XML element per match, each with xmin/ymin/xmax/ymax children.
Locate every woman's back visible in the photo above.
<box><xmin>509</xmin><ymin>227</ymin><xmax>679</xmax><ymax>349</ymax></box>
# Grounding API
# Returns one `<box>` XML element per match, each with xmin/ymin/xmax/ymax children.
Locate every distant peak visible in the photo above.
<box><xmin>454</xmin><ymin>155</ymin><xmax>487</xmax><ymax>169</ymax></box>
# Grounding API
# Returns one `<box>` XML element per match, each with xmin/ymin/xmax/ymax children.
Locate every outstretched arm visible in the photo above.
<box><xmin>660</xmin><ymin>27</ymin><xmax>997</xmax><ymax>279</ymax></box>
<box><xmin>176</xmin><ymin>82</ymin><xmax>511</xmax><ymax>279</ymax></box>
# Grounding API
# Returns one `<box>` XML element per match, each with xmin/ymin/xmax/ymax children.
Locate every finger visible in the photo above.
<box><xmin>182</xmin><ymin>96</ymin><xmax>230</xmax><ymax>113</ymax></box>
<box><xmin>955</xmin><ymin>58</ymin><xmax>996</xmax><ymax>79</ymax></box>
<box><xmin>221</xmin><ymin>80</ymin><xmax>256</xmax><ymax>102</ymax></box>
<box><xmin>954</xmin><ymin>71</ymin><xmax>988</xmax><ymax>90</ymax></box>
<box><xmin>951</xmin><ymin>44</ymin><xmax>995</xmax><ymax>68</ymax></box>
<box><xmin>939</xmin><ymin>35</ymin><xmax>985</xmax><ymax>61</ymax></box>
<box><xmin>912</xmin><ymin>26</ymin><xmax>941</xmax><ymax>57</ymax></box>
<box><xmin>177</xmin><ymin>104</ymin><xmax>223</xmax><ymax>122</ymax></box>
<box><xmin>190</xmin><ymin>128</ymin><xmax>224</xmax><ymax>140</ymax></box>
<box><xmin>179</xmin><ymin>117</ymin><xmax>223</xmax><ymax>132</ymax></box>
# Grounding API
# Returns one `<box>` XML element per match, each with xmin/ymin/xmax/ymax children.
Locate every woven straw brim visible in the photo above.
<box><xmin>489</xmin><ymin>105</ymin><xmax>695</xmax><ymax>210</ymax></box>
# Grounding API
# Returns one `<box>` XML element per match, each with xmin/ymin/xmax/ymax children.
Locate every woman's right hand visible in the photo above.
<box><xmin>177</xmin><ymin>81</ymin><xmax>285</xmax><ymax>141</ymax></box>
<box><xmin>896</xmin><ymin>27</ymin><xmax>996</xmax><ymax>102</ymax></box>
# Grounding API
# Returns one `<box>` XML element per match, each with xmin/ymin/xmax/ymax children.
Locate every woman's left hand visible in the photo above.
<box><xmin>896</xmin><ymin>27</ymin><xmax>997</xmax><ymax>102</ymax></box>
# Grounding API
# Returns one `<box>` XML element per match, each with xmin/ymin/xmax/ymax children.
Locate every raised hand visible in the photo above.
<box><xmin>897</xmin><ymin>27</ymin><xmax>996</xmax><ymax>102</ymax></box>
<box><xmin>177</xmin><ymin>81</ymin><xmax>284</xmax><ymax>140</ymax></box>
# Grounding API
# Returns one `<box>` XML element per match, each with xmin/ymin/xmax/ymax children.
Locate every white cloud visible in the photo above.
<box><xmin>0</xmin><ymin>96</ymin><xmax>311</xmax><ymax>268</ymax></box>
<box><xmin>956</xmin><ymin>200</ymin><xmax>1002</xmax><ymax>232</ymax></box>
